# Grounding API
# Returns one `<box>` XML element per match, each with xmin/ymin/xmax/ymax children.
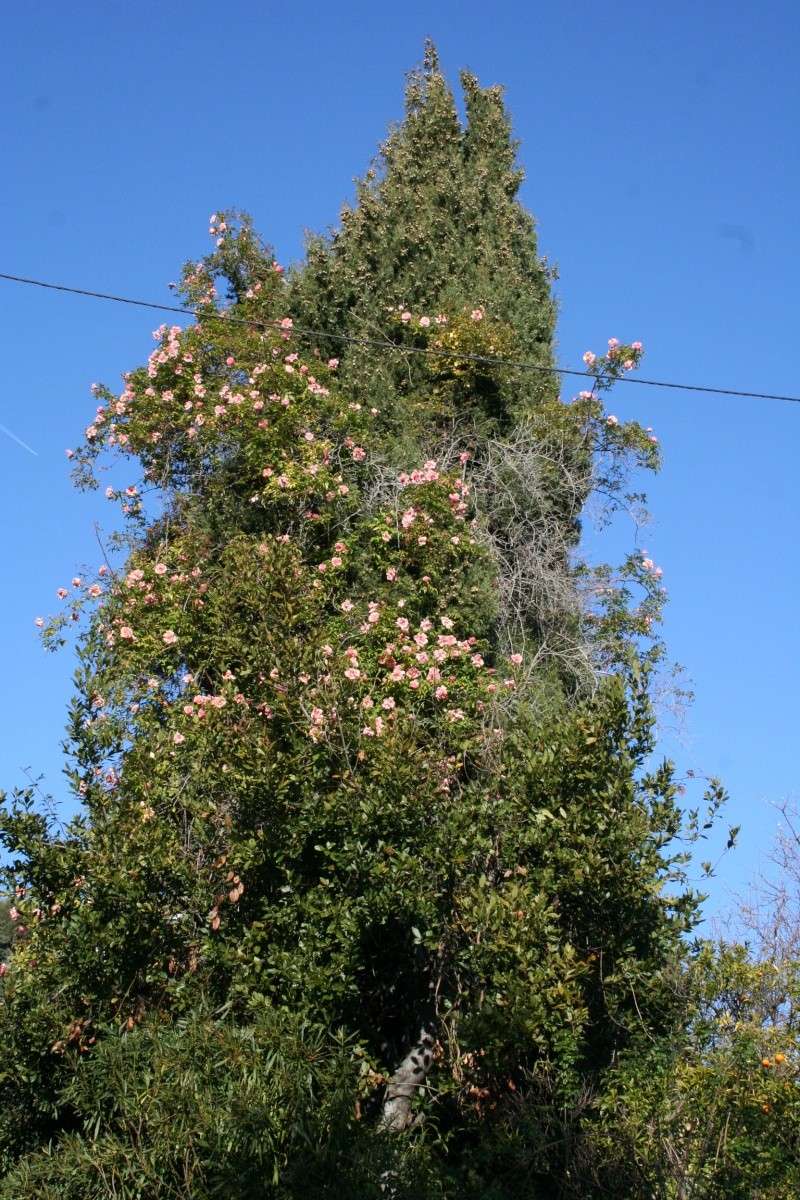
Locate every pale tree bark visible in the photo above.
<box><xmin>381</xmin><ymin>1027</ymin><xmax>436</xmax><ymax>1131</ymax></box>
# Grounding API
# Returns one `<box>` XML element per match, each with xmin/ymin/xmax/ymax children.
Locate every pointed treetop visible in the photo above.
<box><xmin>291</xmin><ymin>47</ymin><xmax>557</xmax><ymax>408</ymax></box>
<box><xmin>422</xmin><ymin>37</ymin><xmax>440</xmax><ymax>73</ymax></box>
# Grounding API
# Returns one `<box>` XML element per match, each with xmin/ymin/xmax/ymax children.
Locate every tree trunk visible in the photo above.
<box><xmin>381</xmin><ymin>1027</ymin><xmax>435</xmax><ymax>1131</ymax></box>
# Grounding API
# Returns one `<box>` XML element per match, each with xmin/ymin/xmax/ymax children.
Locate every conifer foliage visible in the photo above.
<box><xmin>0</xmin><ymin>47</ymin><xmax>751</xmax><ymax>1200</ymax></box>
<box><xmin>291</xmin><ymin>42</ymin><xmax>558</xmax><ymax>421</ymax></box>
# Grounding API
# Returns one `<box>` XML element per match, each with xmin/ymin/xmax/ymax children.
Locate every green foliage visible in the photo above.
<box><xmin>587</xmin><ymin>944</ymin><xmax>800</xmax><ymax>1198</ymax></box>
<box><xmin>289</xmin><ymin>41</ymin><xmax>557</xmax><ymax>436</ymax></box>
<box><xmin>0</xmin><ymin>899</ymin><xmax>10</xmax><ymax>959</ymax></box>
<box><xmin>0</xmin><ymin>43</ymin><xmax>781</xmax><ymax>1200</ymax></box>
<box><xmin>0</xmin><ymin>1008</ymin><xmax>438</xmax><ymax>1200</ymax></box>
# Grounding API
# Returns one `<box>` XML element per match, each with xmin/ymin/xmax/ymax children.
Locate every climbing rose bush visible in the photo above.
<box><xmin>0</xmin><ymin>48</ymin><xmax>753</xmax><ymax>1200</ymax></box>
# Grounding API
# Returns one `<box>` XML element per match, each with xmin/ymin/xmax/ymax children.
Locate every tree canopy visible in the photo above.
<box><xmin>1</xmin><ymin>45</ymin><xmax>796</xmax><ymax>1200</ymax></box>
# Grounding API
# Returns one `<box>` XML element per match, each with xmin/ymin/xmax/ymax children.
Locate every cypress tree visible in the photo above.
<box><xmin>291</xmin><ymin>42</ymin><xmax>557</xmax><ymax>422</ymax></box>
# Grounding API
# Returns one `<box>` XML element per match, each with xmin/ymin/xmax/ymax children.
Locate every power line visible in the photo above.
<box><xmin>2</xmin><ymin>269</ymin><xmax>799</xmax><ymax>405</ymax></box>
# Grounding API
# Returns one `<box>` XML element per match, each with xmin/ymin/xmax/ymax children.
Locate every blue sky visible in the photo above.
<box><xmin>1</xmin><ymin>0</ymin><xmax>798</xmax><ymax>925</ymax></box>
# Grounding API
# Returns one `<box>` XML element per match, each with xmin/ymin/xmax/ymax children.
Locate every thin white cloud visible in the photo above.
<box><xmin>0</xmin><ymin>422</ymin><xmax>37</xmax><ymax>456</ymax></box>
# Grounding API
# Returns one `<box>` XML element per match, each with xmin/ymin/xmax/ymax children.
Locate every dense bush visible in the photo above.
<box><xmin>2</xmin><ymin>44</ymin><xmax>793</xmax><ymax>1199</ymax></box>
